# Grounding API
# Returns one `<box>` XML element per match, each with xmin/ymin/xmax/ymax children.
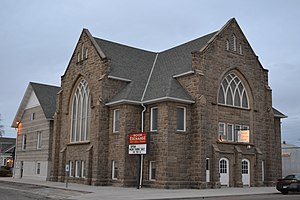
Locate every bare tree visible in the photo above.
<box><xmin>0</xmin><ymin>113</ymin><xmax>5</xmax><ymax>137</ymax></box>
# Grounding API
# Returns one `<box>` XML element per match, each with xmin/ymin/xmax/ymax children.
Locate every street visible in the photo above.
<box><xmin>0</xmin><ymin>181</ymin><xmax>87</xmax><ymax>200</ymax></box>
<box><xmin>173</xmin><ymin>193</ymin><xmax>300</xmax><ymax>200</ymax></box>
<box><xmin>1</xmin><ymin>180</ymin><xmax>300</xmax><ymax>200</ymax></box>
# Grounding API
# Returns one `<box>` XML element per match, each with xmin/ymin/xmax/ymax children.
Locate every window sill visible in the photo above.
<box><xmin>175</xmin><ymin>131</ymin><xmax>187</xmax><ymax>134</ymax></box>
<box><xmin>217</xmin><ymin>140</ymin><xmax>254</xmax><ymax>146</ymax></box>
<box><xmin>67</xmin><ymin>141</ymin><xmax>90</xmax><ymax>146</ymax></box>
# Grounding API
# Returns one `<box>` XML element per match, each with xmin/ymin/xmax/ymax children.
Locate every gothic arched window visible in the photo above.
<box><xmin>218</xmin><ymin>73</ymin><xmax>249</xmax><ymax>109</ymax></box>
<box><xmin>71</xmin><ymin>79</ymin><xmax>91</xmax><ymax>142</ymax></box>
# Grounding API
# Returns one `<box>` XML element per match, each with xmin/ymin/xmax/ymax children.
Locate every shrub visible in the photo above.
<box><xmin>0</xmin><ymin>167</ymin><xmax>12</xmax><ymax>177</ymax></box>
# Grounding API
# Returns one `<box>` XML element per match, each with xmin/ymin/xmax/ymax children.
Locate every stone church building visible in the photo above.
<box><xmin>49</xmin><ymin>18</ymin><xmax>286</xmax><ymax>189</ymax></box>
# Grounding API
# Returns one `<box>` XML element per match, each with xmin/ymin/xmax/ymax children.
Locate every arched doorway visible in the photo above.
<box><xmin>219</xmin><ymin>158</ymin><xmax>229</xmax><ymax>186</ymax></box>
<box><xmin>242</xmin><ymin>159</ymin><xmax>250</xmax><ymax>186</ymax></box>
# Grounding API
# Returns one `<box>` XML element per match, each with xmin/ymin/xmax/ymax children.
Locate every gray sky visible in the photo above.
<box><xmin>1</xmin><ymin>0</ymin><xmax>299</xmax><ymax>145</ymax></box>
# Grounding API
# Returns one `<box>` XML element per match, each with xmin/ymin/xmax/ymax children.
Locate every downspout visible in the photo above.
<box><xmin>138</xmin><ymin>53</ymin><xmax>158</xmax><ymax>189</ymax></box>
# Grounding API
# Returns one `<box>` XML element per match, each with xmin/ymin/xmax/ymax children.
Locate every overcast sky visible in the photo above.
<box><xmin>1</xmin><ymin>0</ymin><xmax>299</xmax><ymax>145</ymax></box>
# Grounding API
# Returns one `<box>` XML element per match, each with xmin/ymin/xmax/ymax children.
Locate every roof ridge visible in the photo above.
<box><xmin>160</xmin><ymin>31</ymin><xmax>218</xmax><ymax>53</ymax></box>
<box><xmin>141</xmin><ymin>53</ymin><xmax>159</xmax><ymax>101</ymax></box>
<box><xmin>93</xmin><ymin>37</ymin><xmax>157</xmax><ymax>54</ymax></box>
<box><xmin>30</xmin><ymin>81</ymin><xmax>60</xmax><ymax>88</ymax></box>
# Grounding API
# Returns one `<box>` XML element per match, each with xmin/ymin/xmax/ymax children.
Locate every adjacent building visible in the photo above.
<box><xmin>12</xmin><ymin>82</ymin><xmax>60</xmax><ymax>180</ymax></box>
<box><xmin>282</xmin><ymin>142</ymin><xmax>300</xmax><ymax>177</ymax></box>
<box><xmin>0</xmin><ymin>137</ymin><xmax>15</xmax><ymax>168</ymax></box>
<box><xmin>48</xmin><ymin>18</ymin><xmax>286</xmax><ymax>189</ymax></box>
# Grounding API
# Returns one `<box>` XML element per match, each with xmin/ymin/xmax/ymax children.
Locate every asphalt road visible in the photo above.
<box><xmin>0</xmin><ymin>181</ymin><xmax>87</xmax><ymax>200</ymax></box>
<box><xmin>1</xmin><ymin>181</ymin><xmax>300</xmax><ymax>200</ymax></box>
<box><xmin>175</xmin><ymin>193</ymin><xmax>300</xmax><ymax>200</ymax></box>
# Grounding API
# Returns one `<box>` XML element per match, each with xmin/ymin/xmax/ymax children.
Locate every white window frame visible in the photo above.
<box><xmin>176</xmin><ymin>106</ymin><xmax>186</xmax><ymax>132</ymax></box>
<box><xmin>36</xmin><ymin>162</ymin><xmax>41</xmax><ymax>175</ymax></box>
<box><xmin>235</xmin><ymin>124</ymin><xmax>241</xmax><ymax>142</ymax></box>
<box><xmin>239</xmin><ymin>43</ymin><xmax>243</xmax><ymax>54</ymax></box>
<box><xmin>113</xmin><ymin>109</ymin><xmax>120</xmax><ymax>133</ymax></box>
<box><xmin>77</xmin><ymin>52</ymin><xmax>80</xmax><ymax>63</ymax></box>
<box><xmin>81</xmin><ymin>44</ymin><xmax>85</xmax><ymax>61</ymax></box>
<box><xmin>233</xmin><ymin>34</ymin><xmax>237</xmax><ymax>51</ymax></box>
<box><xmin>75</xmin><ymin>160</ymin><xmax>80</xmax><ymax>177</ymax></box>
<box><xmin>37</xmin><ymin>131</ymin><xmax>42</xmax><ymax>149</ymax></box>
<box><xmin>69</xmin><ymin>161</ymin><xmax>74</xmax><ymax>177</ymax></box>
<box><xmin>227</xmin><ymin>124</ymin><xmax>234</xmax><ymax>142</ymax></box>
<box><xmin>226</xmin><ymin>39</ymin><xmax>230</xmax><ymax>51</ymax></box>
<box><xmin>85</xmin><ymin>48</ymin><xmax>88</xmax><ymax>59</ymax></box>
<box><xmin>22</xmin><ymin>134</ymin><xmax>27</xmax><ymax>150</ymax></box>
<box><xmin>218</xmin><ymin>73</ymin><xmax>249</xmax><ymax>109</ymax></box>
<box><xmin>31</xmin><ymin>112</ymin><xmax>35</xmax><ymax>120</ymax></box>
<box><xmin>81</xmin><ymin>161</ymin><xmax>85</xmax><ymax>178</ymax></box>
<box><xmin>112</xmin><ymin>160</ymin><xmax>118</xmax><ymax>180</ymax></box>
<box><xmin>218</xmin><ymin>122</ymin><xmax>226</xmax><ymax>141</ymax></box>
<box><xmin>70</xmin><ymin>79</ymin><xmax>91</xmax><ymax>142</ymax></box>
<box><xmin>149</xmin><ymin>161</ymin><xmax>156</xmax><ymax>181</ymax></box>
<box><xmin>150</xmin><ymin>107</ymin><xmax>158</xmax><ymax>132</ymax></box>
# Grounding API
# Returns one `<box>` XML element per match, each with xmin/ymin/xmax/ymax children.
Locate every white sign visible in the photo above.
<box><xmin>129</xmin><ymin>144</ymin><xmax>147</xmax><ymax>154</ymax></box>
<box><xmin>65</xmin><ymin>164</ymin><xmax>69</xmax><ymax>172</ymax></box>
<box><xmin>238</xmin><ymin>130</ymin><xmax>250</xmax><ymax>143</ymax></box>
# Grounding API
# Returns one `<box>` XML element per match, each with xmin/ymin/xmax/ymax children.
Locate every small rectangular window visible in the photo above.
<box><xmin>69</xmin><ymin>161</ymin><xmax>74</xmax><ymax>177</ymax></box>
<box><xmin>234</xmin><ymin>125</ymin><xmax>241</xmax><ymax>142</ymax></box>
<box><xmin>149</xmin><ymin>161</ymin><xmax>156</xmax><ymax>180</ymax></box>
<box><xmin>176</xmin><ymin>107</ymin><xmax>186</xmax><ymax>131</ymax></box>
<box><xmin>75</xmin><ymin>160</ymin><xmax>81</xmax><ymax>177</ymax></box>
<box><xmin>150</xmin><ymin>107</ymin><xmax>158</xmax><ymax>131</ymax></box>
<box><xmin>22</xmin><ymin>134</ymin><xmax>27</xmax><ymax>150</ymax></box>
<box><xmin>81</xmin><ymin>161</ymin><xmax>85</xmax><ymax>178</ymax></box>
<box><xmin>113</xmin><ymin>109</ymin><xmax>120</xmax><ymax>133</ymax></box>
<box><xmin>31</xmin><ymin>113</ymin><xmax>35</xmax><ymax>120</ymax></box>
<box><xmin>218</xmin><ymin>123</ymin><xmax>226</xmax><ymax>141</ymax></box>
<box><xmin>37</xmin><ymin>131</ymin><xmax>42</xmax><ymax>149</ymax></box>
<box><xmin>112</xmin><ymin>160</ymin><xmax>118</xmax><ymax>180</ymax></box>
<box><xmin>227</xmin><ymin>124</ymin><xmax>234</xmax><ymax>141</ymax></box>
<box><xmin>36</xmin><ymin>162</ymin><xmax>41</xmax><ymax>174</ymax></box>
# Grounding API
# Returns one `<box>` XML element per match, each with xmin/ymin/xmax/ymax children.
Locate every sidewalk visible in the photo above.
<box><xmin>0</xmin><ymin>177</ymin><xmax>279</xmax><ymax>200</ymax></box>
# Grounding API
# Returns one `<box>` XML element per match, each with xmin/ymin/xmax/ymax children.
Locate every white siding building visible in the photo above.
<box><xmin>12</xmin><ymin>82</ymin><xmax>60</xmax><ymax>180</ymax></box>
<box><xmin>282</xmin><ymin>142</ymin><xmax>300</xmax><ymax>177</ymax></box>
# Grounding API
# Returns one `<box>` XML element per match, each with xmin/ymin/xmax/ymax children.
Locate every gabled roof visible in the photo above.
<box><xmin>11</xmin><ymin>82</ymin><xmax>60</xmax><ymax>128</ymax></box>
<box><xmin>0</xmin><ymin>137</ymin><xmax>15</xmax><ymax>154</ymax></box>
<box><xmin>93</xmin><ymin>28</ymin><xmax>218</xmax><ymax>106</ymax></box>
<box><xmin>80</xmin><ymin>18</ymin><xmax>267</xmax><ymax>106</ymax></box>
<box><xmin>273</xmin><ymin>107</ymin><xmax>287</xmax><ymax>118</ymax></box>
<box><xmin>30</xmin><ymin>82</ymin><xmax>61</xmax><ymax>119</ymax></box>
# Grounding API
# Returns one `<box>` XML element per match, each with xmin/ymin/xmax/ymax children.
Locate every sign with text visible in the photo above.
<box><xmin>128</xmin><ymin>132</ymin><xmax>148</xmax><ymax>154</ymax></box>
<box><xmin>238</xmin><ymin>130</ymin><xmax>250</xmax><ymax>143</ymax></box>
<box><xmin>129</xmin><ymin>144</ymin><xmax>147</xmax><ymax>154</ymax></box>
<box><xmin>128</xmin><ymin>132</ymin><xmax>147</xmax><ymax>144</ymax></box>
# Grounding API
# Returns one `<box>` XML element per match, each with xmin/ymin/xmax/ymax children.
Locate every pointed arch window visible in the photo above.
<box><xmin>226</xmin><ymin>40</ymin><xmax>230</xmax><ymax>51</ymax></box>
<box><xmin>233</xmin><ymin>34</ymin><xmax>237</xmax><ymax>51</ymax></box>
<box><xmin>71</xmin><ymin>79</ymin><xmax>91</xmax><ymax>142</ymax></box>
<box><xmin>218</xmin><ymin>73</ymin><xmax>249</xmax><ymax>109</ymax></box>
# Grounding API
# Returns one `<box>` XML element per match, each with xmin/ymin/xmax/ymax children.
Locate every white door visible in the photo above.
<box><xmin>242</xmin><ymin>159</ymin><xmax>250</xmax><ymax>186</ymax></box>
<box><xmin>219</xmin><ymin>158</ymin><xmax>229</xmax><ymax>186</ymax></box>
<box><xmin>206</xmin><ymin>158</ymin><xmax>210</xmax><ymax>182</ymax></box>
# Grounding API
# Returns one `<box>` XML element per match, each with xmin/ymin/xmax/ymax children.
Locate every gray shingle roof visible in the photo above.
<box><xmin>94</xmin><ymin>38</ymin><xmax>157</xmax><ymax>104</ymax></box>
<box><xmin>94</xmin><ymin>31</ymin><xmax>217</xmax><ymax>105</ymax></box>
<box><xmin>273</xmin><ymin>107</ymin><xmax>287</xmax><ymax>118</ymax></box>
<box><xmin>30</xmin><ymin>82</ymin><xmax>60</xmax><ymax>119</ymax></box>
<box><xmin>12</xmin><ymin>82</ymin><xmax>60</xmax><ymax>128</ymax></box>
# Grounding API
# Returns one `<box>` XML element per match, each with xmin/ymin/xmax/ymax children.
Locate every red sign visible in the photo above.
<box><xmin>128</xmin><ymin>132</ymin><xmax>147</xmax><ymax>144</ymax></box>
